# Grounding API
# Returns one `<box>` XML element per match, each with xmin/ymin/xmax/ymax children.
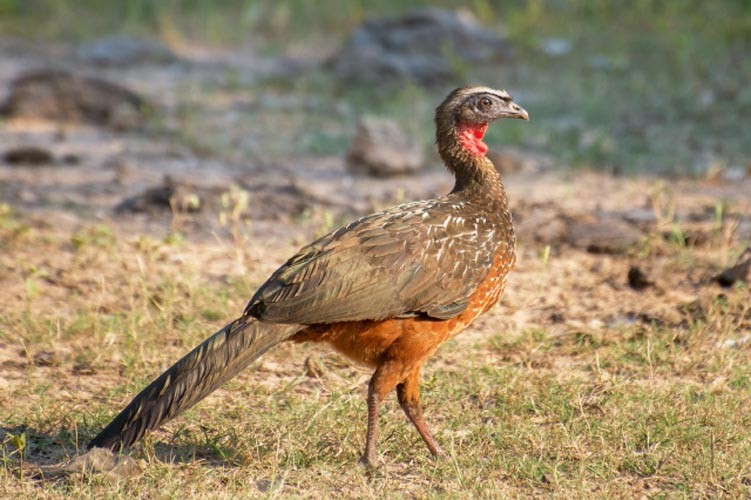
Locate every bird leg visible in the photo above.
<box><xmin>360</xmin><ymin>361</ymin><xmax>405</xmax><ymax>466</ymax></box>
<box><xmin>360</xmin><ymin>375</ymin><xmax>381</xmax><ymax>466</ymax></box>
<box><xmin>397</xmin><ymin>368</ymin><xmax>445</xmax><ymax>459</ymax></box>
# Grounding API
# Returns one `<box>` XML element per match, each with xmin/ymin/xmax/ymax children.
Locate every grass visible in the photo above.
<box><xmin>1</xmin><ymin>188</ymin><xmax>750</xmax><ymax>496</ymax></box>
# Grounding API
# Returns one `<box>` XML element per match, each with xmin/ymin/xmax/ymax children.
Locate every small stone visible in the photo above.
<box><xmin>568</xmin><ymin>217</ymin><xmax>643</xmax><ymax>254</ymax></box>
<box><xmin>346</xmin><ymin>117</ymin><xmax>423</xmax><ymax>177</ymax></box>
<box><xmin>713</xmin><ymin>246</ymin><xmax>751</xmax><ymax>287</ymax></box>
<box><xmin>723</xmin><ymin>166</ymin><xmax>747</xmax><ymax>182</ymax></box>
<box><xmin>329</xmin><ymin>8</ymin><xmax>513</xmax><ymax>84</ymax></box>
<box><xmin>115</xmin><ymin>176</ymin><xmax>203</xmax><ymax>214</ymax></box>
<box><xmin>61</xmin><ymin>154</ymin><xmax>81</xmax><ymax>165</ymax></box>
<box><xmin>627</xmin><ymin>265</ymin><xmax>653</xmax><ymax>291</ymax></box>
<box><xmin>720</xmin><ymin>336</ymin><xmax>751</xmax><ymax>349</ymax></box>
<box><xmin>0</xmin><ymin>69</ymin><xmax>151</xmax><ymax>129</ymax></box>
<box><xmin>621</xmin><ymin>207</ymin><xmax>657</xmax><ymax>226</ymax></box>
<box><xmin>32</xmin><ymin>350</ymin><xmax>58</xmax><ymax>367</ymax></box>
<box><xmin>514</xmin><ymin>209</ymin><xmax>570</xmax><ymax>245</ymax></box>
<box><xmin>540</xmin><ymin>38</ymin><xmax>572</xmax><ymax>57</ymax></box>
<box><xmin>486</xmin><ymin>148</ymin><xmax>547</xmax><ymax>175</ymax></box>
<box><xmin>66</xmin><ymin>448</ymin><xmax>142</xmax><ymax>478</ymax></box>
<box><xmin>16</xmin><ymin>189</ymin><xmax>39</xmax><ymax>203</ymax></box>
<box><xmin>72</xmin><ymin>363</ymin><xmax>96</xmax><ymax>376</ymax></box>
<box><xmin>3</xmin><ymin>146</ymin><xmax>54</xmax><ymax>165</ymax></box>
<box><xmin>77</xmin><ymin>36</ymin><xmax>177</xmax><ymax>66</ymax></box>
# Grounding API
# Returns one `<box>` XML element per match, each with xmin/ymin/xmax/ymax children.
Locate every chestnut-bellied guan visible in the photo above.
<box><xmin>88</xmin><ymin>86</ymin><xmax>529</xmax><ymax>465</ymax></box>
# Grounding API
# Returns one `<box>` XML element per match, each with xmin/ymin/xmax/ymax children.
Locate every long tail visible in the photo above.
<box><xmin>88</xmin><ymin>316</ymin><xmax>301</xmax><ymax>451</ymax></box>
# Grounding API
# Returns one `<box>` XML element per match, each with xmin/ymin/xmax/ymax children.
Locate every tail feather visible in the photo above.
<box><xmin>88</xmin><ymin>316</ymin><xmax>301</xmax><ymax>451</ymax></box>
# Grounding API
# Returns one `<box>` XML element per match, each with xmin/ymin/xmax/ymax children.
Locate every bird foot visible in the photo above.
<box><xmin>358</xmin><ymin>453</ymin><xmax>380</xmax><ymax>468</ymax></box>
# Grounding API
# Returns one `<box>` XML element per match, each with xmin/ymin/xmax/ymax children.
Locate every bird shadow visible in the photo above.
<box><xmin>1</xmin><ymin>424</ymin><xmax>241</xmax><ymax>485</ymax></box>
<box><xmin>148</xmin><ymin>436</ymin><xmax>251</xmax><ymax>468</ymax></box>
<box><xmin>1</xmin><ymin>424</ymin><xmax>84</xmax><ymax>481</ymax></box>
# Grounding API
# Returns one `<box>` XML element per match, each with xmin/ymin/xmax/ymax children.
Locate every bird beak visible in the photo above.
<box><xmin>505</xmin><ymin>102</ymin><xmax>529</xmax><ymax>121</ymax></box>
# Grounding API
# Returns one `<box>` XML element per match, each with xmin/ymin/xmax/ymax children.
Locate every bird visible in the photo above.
<box><xmin>88</xmin><ymin>86</ymin><xmax>529</xmax><ymax>466</ymax></box>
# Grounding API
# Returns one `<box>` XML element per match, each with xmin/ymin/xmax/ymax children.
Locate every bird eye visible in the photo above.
<box><xmin>479</xmin><ymin>97</ymin><xmax>492</xmax><ymax>109</ymax></box>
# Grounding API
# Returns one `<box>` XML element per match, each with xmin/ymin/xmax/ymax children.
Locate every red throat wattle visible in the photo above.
<box><xmin>457</xmin><ymin>122</ymin><xmax>489</xmax><ymax>157</ymax></box>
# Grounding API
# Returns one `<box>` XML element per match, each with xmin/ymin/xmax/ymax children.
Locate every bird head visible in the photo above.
<box><xmin>436</xmin><ymin>86</ymin><xmax>528</xmax><ymax>157</ymax></box>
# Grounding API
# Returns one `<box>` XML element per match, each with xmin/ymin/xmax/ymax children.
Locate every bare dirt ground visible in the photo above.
<box><xmin>1</xmin><ymin>37</ymin><xmax>751</xmax><ymax>497</ymax></box>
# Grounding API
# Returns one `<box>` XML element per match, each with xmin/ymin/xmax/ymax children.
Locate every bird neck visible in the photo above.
<box><xmin>437</xmin><ymin>124</ymin><xmax>507</xmax><ymax>207</ymax></box>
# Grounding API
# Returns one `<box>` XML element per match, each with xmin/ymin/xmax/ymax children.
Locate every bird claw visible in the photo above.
<box><xmin>358</xmin><ymin>453</ymin><xmax>380</xmax><ymax>468</ymax></box>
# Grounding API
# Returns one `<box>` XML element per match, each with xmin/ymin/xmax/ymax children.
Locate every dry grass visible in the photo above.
<box><xmin>1</xmin><ymin>177</ymin><xmax>750</xmax><ymax>497</ymax></box>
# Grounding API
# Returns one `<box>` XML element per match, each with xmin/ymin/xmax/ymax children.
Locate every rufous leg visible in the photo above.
<box><xmin>360</xmin><ymin>375</ymin><xmax>381</xmax><ymax>466</ymax></box>
<box><xmin>396</xmin><ymin>368</ymin><xmax>445</xmax><ymax>459</ymax></box>
<box><xmin>360</xmin><ymin>362</ymin><xmax>404</xmax><ymax>466</ymax></box>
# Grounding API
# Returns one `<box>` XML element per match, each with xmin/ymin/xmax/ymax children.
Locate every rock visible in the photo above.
<box><xmin>72</xmin><ymin>362</ymin><xmax>97</xmax><ymax>376</ymax></box>
<box><xmin>61</xmin><ymin>153</ymin><xmax>81</xmax><ymax>165</ymax></box>
<box><xmin>516</xmin><ymin>206</ymin><xmax>646</xmax><ymax>254</ymax></box>
<box><xmin>114</xmin><ymin>176</ymin><xmax>351</xmax><ymax>221</ymax></box>
<box><xmin>328</xmin><ymin>8</ymin><xmax>513</xmax><ymax>84</ymax></box>
<box><xmin>705</xmin><ymin>164</ymin><xmax>749</xmax><ymax>183</ymax></box>
<box><xmin>736</xmin><ymin>219</ymin><xmax>751</xmax><ymax>242</ymax></box>
<box><xmin>620</xmin><ymin>207</ymin><xmax>657</xmax><ymax>227</ymax></box>
<box><xmin>568</xmin><ymin>217</ymin><xmax>643</xmax><ymax>254</ymax></box>
<box><xmin>723</xmin><ymin>166</ymin><xmax>748</xmax><ymax>182</ymax></box>
<box><xmin>346</xmin><ymin>116</ymin><xmax>423</xmax><ymax>177</ymax></box>
<box><xmin>713</xmin><ymin>246</ymin><xmax>751</xmax><ymax>287</ymax></box>
<box><xmin>245</xmin><ymin>181</ymin><xmax>312</xmax><ymax>219</ymax></box>
<box><xmin>627</xmin><ymin>265</ymin><xmax>653</xmax><ymax>291</ymax></box>
<box><xmin>720</xmin><ymin>335</ymin><xmax>751</xmax><ymax>349</ymax></box>
<box><xmin>32</xmin><ymin>350</ymin><xmax>58</xmax><ymax>367</ymax></box>
<box><xmin>77</xmin><ymin>36</ymin><xmax>177</xmax><ymax>66</ymax></box>
<box><xmin>16</xmin><ymin>189</ymin><xmax>39</xmax><ymax>203</ymax></box>
<box><xmin>0</xmin><ymin>69</ymin><xmax>150</xmax><ymax>129</ymax></box>
<box><xmin>115</xmin><ymin>176</ymin><xmax>202</xmax><ymax>214</ymax></box>
<box><xmin>487</xmin><ymin>147</ymin><xmax>550</xmax><ymax>175</ymax></box>
<box><xmin>540</xmin><ymin>38</ymin><xmax>572</xmax><ymax>57</ymax></box>
<box><xmin>66</xmin><ymin>448</ymin><xmax>142</xmax><ymax>479</ymax></box>
<box><xmin>3</xmin><ymin>146</ymin><xmax>54</xmax><ymax>165</ymax></box>
<box><xmin>487</xmin><ymin>148</ymin><xmax>524</xmax><ymax>175</ymax></box>
<box><xmin>514</xmin><ymin>209</ymin><xmax>570</xmax><ymax>246</ymax></box>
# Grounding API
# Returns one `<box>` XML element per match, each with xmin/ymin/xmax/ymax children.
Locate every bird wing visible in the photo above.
<box><xmin>244</xmin><ymin>200</ymin><xmax>506</xmax><ymax>324</ymax></box>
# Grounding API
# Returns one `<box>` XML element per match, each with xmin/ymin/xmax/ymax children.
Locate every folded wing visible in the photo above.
<box><xmin>244</xmin><ymin>200</ymin><xmax>503</xmax><ymax>324</ymax></box>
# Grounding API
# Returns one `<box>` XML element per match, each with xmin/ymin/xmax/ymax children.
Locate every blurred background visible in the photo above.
<box><xmin>1</xmin><ymin>0</ymin><xmax>750</xmax><ymax>294</ymax></box>
<box><xmin>0</xmin><ymin>0</ymin><xmax>748</xmax><ymax>178</ymax></box>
